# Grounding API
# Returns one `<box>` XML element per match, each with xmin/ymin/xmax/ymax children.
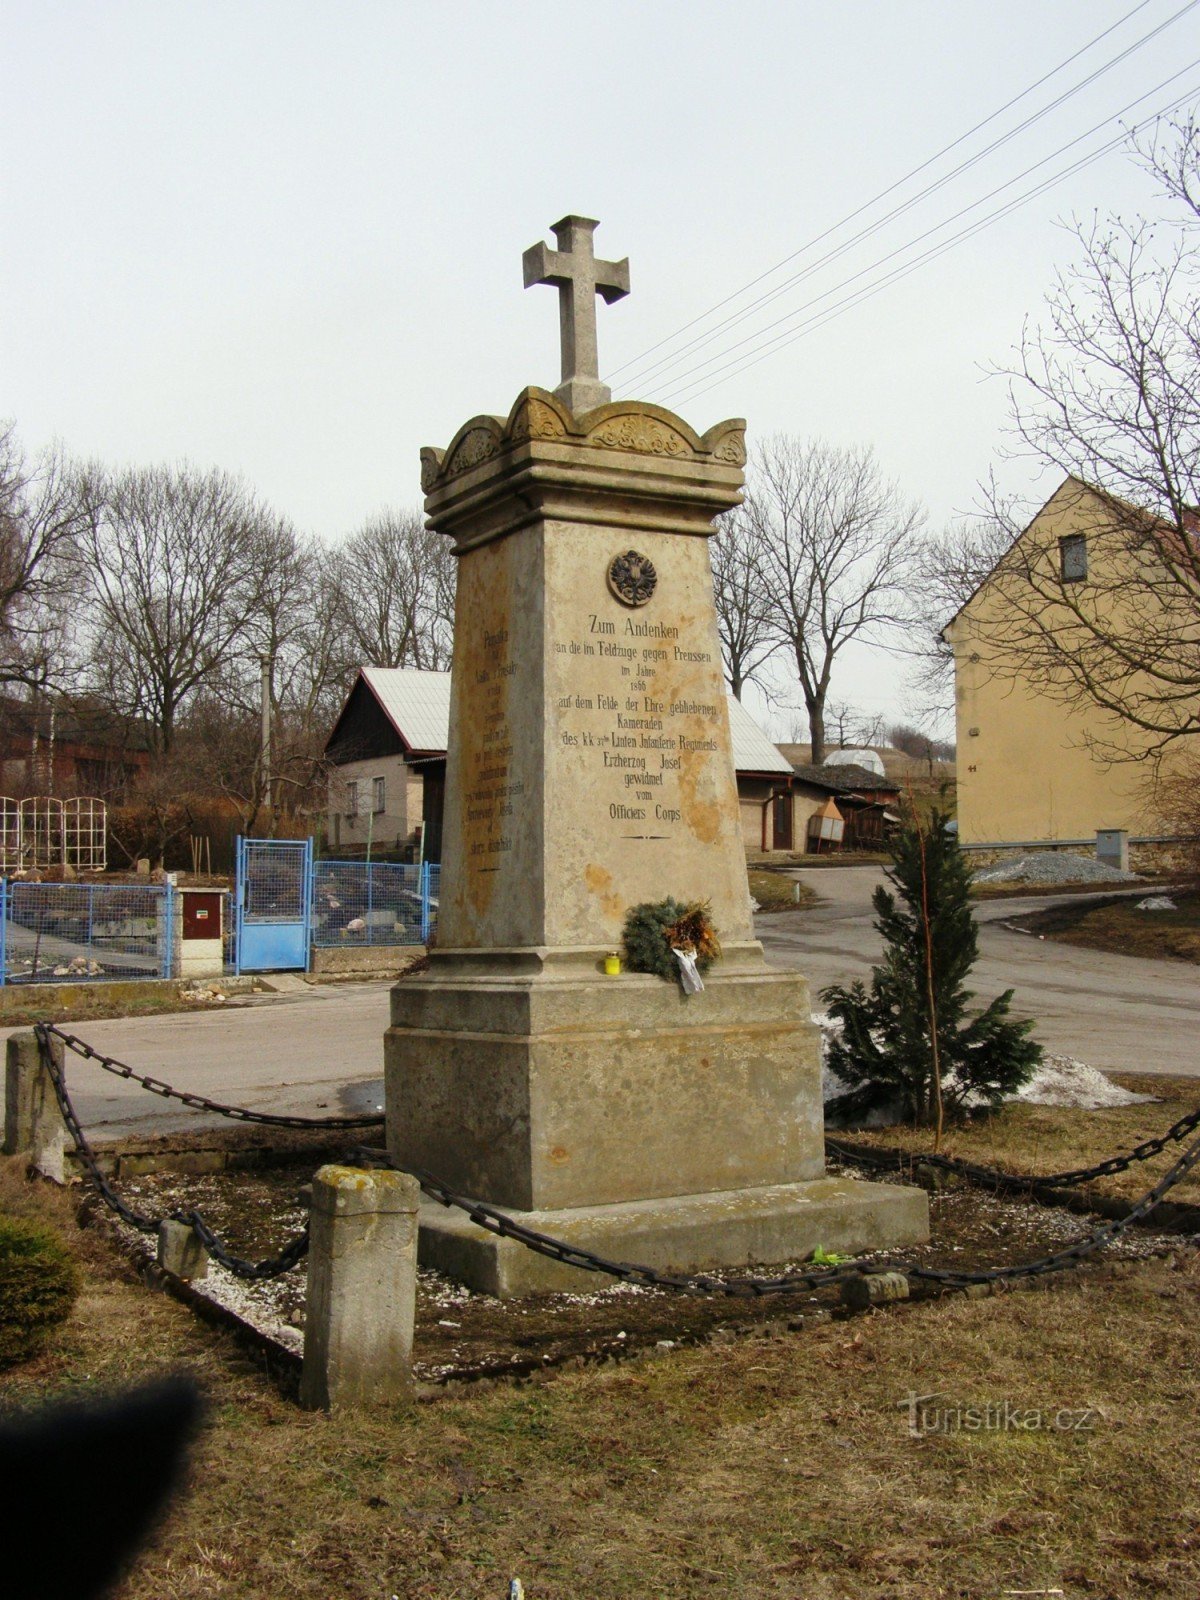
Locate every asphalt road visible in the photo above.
<box><xmin>22</xmin><ymin>869</ymin><xmax>1199</xmax><ymax>1141</ymax></box>
<box><xmin>762</xmin><ymin>866</ymin><xmax>1200</xmax><ymax>1079</ymax></box>
<box><xmin>34</xmin><ymin>979</ymin><xmax>392</xmax><ymax>1142</ymax></box>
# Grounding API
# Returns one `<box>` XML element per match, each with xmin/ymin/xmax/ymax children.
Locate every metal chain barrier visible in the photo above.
<box><xmin>40</xmin><ymin>1023</ymin><xmax>384</xmax><ymax>1130</ymax></box>
<box><xmin>826</xmin><ymin>1100</ymin><xmax>1200</xmax><ymax>1192</ymax></box>
<box><xmin>35</xmin><ymin>1021</ymin><xmax>1200</xmax><ymax>1297</ymax></box>
<box><xmin>34</xmin><ymin>1025</ymin><xmax>309</xmax><ymax>1281</ymax></box>
<box><xmin>348</xmin><ymin>1126</ymin><xmax>1200</xmax><ymax>1297</ymax></box>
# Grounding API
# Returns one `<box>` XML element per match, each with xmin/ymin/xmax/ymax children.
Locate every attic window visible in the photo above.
<box><xmin>1060</xmin><ymin>534</ymin><xmax>1087</xmax><ymax>582</ymax></box>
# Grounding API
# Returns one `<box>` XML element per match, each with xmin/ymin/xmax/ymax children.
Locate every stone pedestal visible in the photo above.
<box><xmin>386</xmin><ymin>389</ymin><xmax>927</xmax><ymax>1293</ymax></box>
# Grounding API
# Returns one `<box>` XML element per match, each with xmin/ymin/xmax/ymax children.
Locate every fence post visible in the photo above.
<box><xmin>420</xmin><ymin>861</ymin><xmax>430</xmax><ymax>944</ymax></box>
<box><xmin>300</xmin><ymin>1164</ymin><xmax>421</xmax><ymax>1411</ymax></box>
<box><xmin>0</xmin><ymin>876</ymin><xmax>7</xmax><ymax>988</ymax></box>
<box><xmin>232</xmin><ymin>836</ymin><xmax>244</xmax><ymax>977</ymax></box>
<box><xmin>162</xmin><ymin>882</ymin><xmax>176</xmax><ymax>980</ymax></box>
<box><xmin>3</xmin><ymin>1030</ymin><xmax>68</xmax><ymax>1182</ymax></box>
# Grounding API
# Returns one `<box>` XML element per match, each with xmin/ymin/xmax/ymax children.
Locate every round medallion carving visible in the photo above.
<box><xmin>607</xmin><ymin>549</ymin><xmax>658</xmax><ymax>607</ymax></box>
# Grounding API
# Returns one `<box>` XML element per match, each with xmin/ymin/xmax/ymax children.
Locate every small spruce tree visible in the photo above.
<box><xmin>822</xmin><ymin>809</ymin><xmax>1040</xmax><ymax>1124</ymax></box>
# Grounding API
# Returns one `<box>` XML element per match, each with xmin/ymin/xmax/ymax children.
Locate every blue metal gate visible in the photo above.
<box><xmin>234</xmin><ymin>836</ymin><xmax>313</xmax><ymax>973</ymax></box>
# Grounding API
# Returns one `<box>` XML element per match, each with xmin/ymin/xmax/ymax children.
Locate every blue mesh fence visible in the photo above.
<box><xmin>2</xmin><ymin>880</ymin><xmax>172</xmax><ymax>984</ymax></box>
<box><xmin>310</xmin><ymin>860</ymin><xmax>437</xmax><ymax>948</ymax></box>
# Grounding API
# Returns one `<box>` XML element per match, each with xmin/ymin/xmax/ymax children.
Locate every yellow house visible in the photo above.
<box><xmin>943</xmin><ymin>477</ymin><xmax>1194</xmax><ymax>848</ymax></box>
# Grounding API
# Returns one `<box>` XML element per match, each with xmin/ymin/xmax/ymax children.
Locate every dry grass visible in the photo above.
<box><xmin>1016</xmin><ymin>890</ymin><xmax>1200</xmax><ymax>964</ymax></box>
<box><xmin>843</xmin><ymin>1072</ymin><xmax>1200</xmax><ymax>1207</ymax></box>
<box><xmin>4</xmin><ymin>1155</ymin><xmax>1200</xmax><ymax>1598</ymax></box>
<box><xmin>747</xmin><ymin>871</ymin><xmax>820</xmax><ymax>912</ymax></box>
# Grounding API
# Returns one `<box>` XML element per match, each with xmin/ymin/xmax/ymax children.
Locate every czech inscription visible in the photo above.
<box><xmin>463</xmin><ymin>626</ymin><xmax>522</xmax><ymax>867</ymax></box>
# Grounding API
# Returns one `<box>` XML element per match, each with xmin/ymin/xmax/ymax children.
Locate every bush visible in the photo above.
<box><xmin>822</xmin><ymin>809</ymin><xmax>1041</xmax><ymax>1125</ymax></box>
<box><xmin>622</xmin><ymin>898</ymin><xmax>720</xmax><ymax>983</ymax></box>
<box><xmin>0</xmin><ymin>1213</ymin><xmax>80</xmax><ymax>1368</ymax></box>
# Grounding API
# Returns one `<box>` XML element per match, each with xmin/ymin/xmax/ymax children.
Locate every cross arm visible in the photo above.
<box><xmin>596</xmin><ymin>257</ymin><xmax>630</xmax><ymax>303</ymax></box>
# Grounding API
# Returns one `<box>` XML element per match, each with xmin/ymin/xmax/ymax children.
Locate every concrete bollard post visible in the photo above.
<box><xmin>3</xmin><ymin>1030</ymin><xmax>69</xmax><ymax>1183</ymax></box>
<box><xmin>300</xmin><ymin>1164</ymin><xmax>421</xmax><ymax>1411</ymax></box>
<box><xmin>157</xmin><ymin>1219</ymin><xmax>209</xmax><ymax>1280</ymax></box>
<box><xmin>842</xmin><ymin>1270</ymin><xmax>910</xmax><ymax>1310</ymax></box>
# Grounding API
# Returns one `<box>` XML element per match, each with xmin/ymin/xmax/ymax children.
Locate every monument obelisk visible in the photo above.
<box><xmin>385</xmin><ymin>215</ymin><xmax>926</xmax><ymax>1293</ymax></box>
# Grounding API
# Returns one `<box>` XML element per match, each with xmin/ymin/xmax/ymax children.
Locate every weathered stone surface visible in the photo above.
<box><xmin>522</xmin><ymin>214</ymin><xmax>628</xmax><ymax>413</ymax></box>
<box><xmin>414</xmin><ymin>1176</ymin><xmax>930</xmax><ymax>1298</ymax></box>
<box><xmin>300</xmin><ymin>1164</ymin><xmax>420</xmax><ymax>1411</ymax></box>
<box><xmin>387</xmin><ymin>963</ymin><xmax>821</xmax><ymax>1210</ymax></box>
<box><xmin>157</xmin><ymin>1218</ymin><xmax>209</xmax><ymax>1280</ymax></box>
<box><xmin>841</xmin><ymin>1270</ymin><xmax>911</xmax><ymax>1309</ymax></box>
<box><xmin>4</xmin><ymin>1030</ymin><xmax>68</xmax><ymax>1182</ymax></box>
<box><xmin>385</xmin><ymin>382</ymin><xmax>927</xmax><ymax>1290</ymax></box>
<box><xmin>424</xmin><ymin>389</ymin><xmax>753</xmax><ymax>951</ymax></box>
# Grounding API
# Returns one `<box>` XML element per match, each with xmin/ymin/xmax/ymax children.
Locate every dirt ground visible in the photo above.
<box><xmin>98</xmin><ymin>1151</ymin><xmax>1183</xmax><ymax>1384</ymax></box>
<box><xmin>1014</xmin><ymin>888</ymin><xmax>1200</xmax><ymax>963</ymax></box>
<box><xmin>4</xmin><ymin>1155</ymin><xmax>1200</xmax><ymax>1599</ymax></box>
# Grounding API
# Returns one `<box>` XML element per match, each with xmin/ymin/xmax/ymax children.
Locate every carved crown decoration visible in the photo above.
<box><xmin>420</xmin><ymin>388</ymin><xmax>746</xmax><ymax>494</ymax></box>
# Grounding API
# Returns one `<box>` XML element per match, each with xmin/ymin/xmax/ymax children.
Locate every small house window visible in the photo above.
<box><xmin>1060</xmin><ymin>534</ymin><xmax>1087</xmax><ymax>582</ymax></box>
<box><xmin>372</xmin><ymin>776</ymin><xmax>386</xmax><ymax>814</ymax></box>
<box><xmin>345</xmin><ymin>780</ymin><xmax>359</xmax><ymax>819</ymax></box>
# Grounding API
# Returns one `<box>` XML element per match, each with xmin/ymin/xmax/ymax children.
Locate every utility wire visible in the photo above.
<box><xmin>648</xmin><ymin>61</ymin><xmax>1200</xmax><ymax>404</ymax></box>
<box><xmin>619</xmin><ymin>0</ymin><xmax>1200</xmax><ymax>392</ymax></box>
<box><xmin>656</xmin><ymin>79</ymin><xmax>1200</xmax><ymax>411</ymax></box>
<box><xmin>607</xmin><ymin>0</ymin><xmax>1191</xmax><ymax>389</ymax></box>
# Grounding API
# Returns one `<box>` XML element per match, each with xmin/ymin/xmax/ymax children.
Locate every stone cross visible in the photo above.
<box><xmin>522</xmin><ymin>214</ymin><xmax>629</xmax><ymax>413</ymax></box>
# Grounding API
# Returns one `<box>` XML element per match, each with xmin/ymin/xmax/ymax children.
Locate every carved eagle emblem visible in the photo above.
<box><xmin>607</xmin><ymin>549</ymin><xmax>658</xmax><ymax>607</ymax></box>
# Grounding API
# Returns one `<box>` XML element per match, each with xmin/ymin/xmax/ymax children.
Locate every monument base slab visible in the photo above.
<box><xmin>385</xmin><ymin>953</ymin><xmax>824</xmax><ymax>1212</ymax></box>
<box><xmin>415</xmin><ymin>1175</ymin><xmax>930</xmax><ymax>1298</ymax></box>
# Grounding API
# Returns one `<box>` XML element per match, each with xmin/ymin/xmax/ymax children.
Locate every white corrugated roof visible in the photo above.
<box><xmin>361</xmin><ymin>667</ymin><xmax>453</xmax><ymax>753</ymax></box>
<box><xmin>724</xmin><ymin>693</ymin><xmax>793</xmax><ymax>774</ymax></box>
<box><xmin>360</xmin><ymin>667</ymin><xmax>791</xmax><ymax>775</ymax></box>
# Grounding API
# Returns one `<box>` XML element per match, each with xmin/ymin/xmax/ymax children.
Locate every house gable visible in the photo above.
<box><xmin>325</xmin><ymin>675</ymin><xmax>407</xmax><ymax>765</ymax></box>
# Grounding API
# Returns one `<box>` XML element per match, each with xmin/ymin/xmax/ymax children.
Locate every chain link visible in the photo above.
<box><xmin>35</xmin><ymin>1025</ymin><xmax>309</xmax><ymax>1281</ymax></box>
<box><xmin>826</xmin><ymin>1100</ymin><xmax>1200</xmax><ymax>1192</ymax></box>
<box><xmin>37</xmin><ymin>1023</ymin><xmax>1200</xmax><ymax>1298</ymax></box>
<box><xmin>348</xmin><ymin>1123</ymin><xmax>1200</xmax><ymax>1296</ymax></box>
<box><xmin>41</xmin><ymin>1023</ymin><xmax>384</xmax><ymax>1130</ymax></box>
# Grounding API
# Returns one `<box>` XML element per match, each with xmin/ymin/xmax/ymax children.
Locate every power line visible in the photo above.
<box><xmin>656</xmin><ymin>81</ymin><xmax>1200</xmax><ymax>412</ymax></box>
<box><xmin>618</xmin><ymin>0</ymin><xmax>1200</xmax><ymax>393</ymax></box>
<box><xmin>606</xmin><ymin>0</ymin><xmax>1191</xmax><ymax>390</ymax></box>
<box><xmin>646</xmin><ymin>60</ymin><xmax>1200</xmax><ymax>404</ymax></box>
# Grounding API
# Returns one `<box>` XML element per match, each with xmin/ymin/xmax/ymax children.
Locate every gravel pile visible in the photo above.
<box><xmin>973</xmin><ymin>852</ymin><xmax>1139</xmax><ymax>887</ymax></box>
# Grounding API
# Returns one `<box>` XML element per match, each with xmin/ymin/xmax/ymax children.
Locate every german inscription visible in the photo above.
<box><xmin>554</xmin><ymin>607</ymin><xmax>719</xmax><ymax>836</ymax></box>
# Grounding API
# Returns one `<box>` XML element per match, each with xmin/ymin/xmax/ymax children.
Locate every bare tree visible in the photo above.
<box><xmin>710</xmin><ymin>506</ymin><xmax>777</xmax><ymax>699</ymax></box>
<box><xmin>80</xmin><ymin>464</ymin><xmax>272</xmax><ymax>755</ymax></box>
<box><xmin>976</xmin><ymin>114</ymin><xmax>1200</xmax><ymax>760</ymax></box>
<box><xmin>749</xmin><ymin>436</ymin><xmax>923</xmax><ymax>764</ymax></box>
<box><xmin>0</xmin><ymin>426</ymin><xmax>94</xmax><ymax>689</ymax></box>
<box><xmin>191</xmin><ymin>535</ymin><xmax>349</xmax><ymax>835</ymax></box>
<box><xmin>909</xmin><ymin>513</ymin><xmax>1014</xmax><ymax>716</ymax></box>
<box><xmin>334</xmin><ymin>509</ymin><xmax>455</xmax><ymax>672</ymax></box>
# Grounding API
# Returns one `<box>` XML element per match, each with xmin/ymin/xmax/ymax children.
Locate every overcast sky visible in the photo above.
<box><xmin>4</xmin><ymin>1</ymin><xmax>1197</xmax><ymax>740</ymax></box>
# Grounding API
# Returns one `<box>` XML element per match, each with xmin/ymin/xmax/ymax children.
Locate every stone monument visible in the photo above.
<box><xmin>385</xmin><ymin>214</ymin><xmax>926</xmax><ymax>1294</ymax></box>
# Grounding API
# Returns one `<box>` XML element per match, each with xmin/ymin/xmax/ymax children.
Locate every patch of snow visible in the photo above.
<box><xmin>812</xmin><ymin>1012</ymin><xmax>1156</xmax><ymax>1115</ymax></box>
<box><xmin>1012</xmin><ymin>1053</ymin><xmax>1157</xmax><ymax>1108</ymax></box>
<box><xmin>1137</xmin><ymin>895</ymin><xmax>1177</xmax><ymax>911</ymax></box>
